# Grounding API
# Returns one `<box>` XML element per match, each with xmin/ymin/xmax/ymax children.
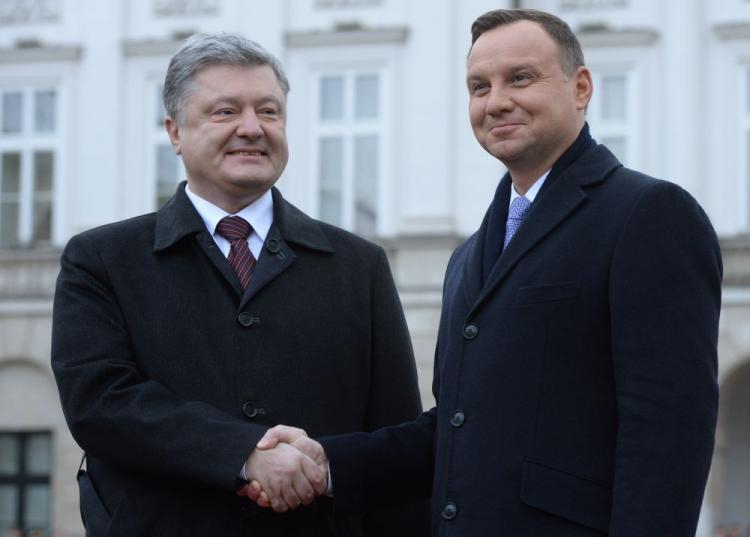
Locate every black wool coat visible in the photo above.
<box><xmin>321</xmin><ymin>144</ymin><xmax>723</xmax><ymax>537</ymax></box>
<box><xmin>52</xmin><ymin>184</ymin><xmax>430</xmax><ymax>537</ymax></box>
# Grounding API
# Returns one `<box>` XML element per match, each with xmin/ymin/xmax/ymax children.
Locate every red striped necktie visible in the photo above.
<box><xmin>216</xmin><ymin>216</ymin><xmax>256</xmax><ymax>289</ymax></box>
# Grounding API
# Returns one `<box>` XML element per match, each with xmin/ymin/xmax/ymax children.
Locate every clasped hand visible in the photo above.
<box><xmin>237</xmin><ymin>425</ymin><xmax>328</xmax><ymax>512</ymax></box>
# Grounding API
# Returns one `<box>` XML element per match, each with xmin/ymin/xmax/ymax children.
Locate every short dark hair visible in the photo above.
<box><xmin>163</xmin><ymin>32</ymin><xmax>290</xmax><ymax>123</ymax></box>
<box><xmin>470</xmin><ymin>8</ymin><xmax>585</xmax><ymax>79</ymax></box>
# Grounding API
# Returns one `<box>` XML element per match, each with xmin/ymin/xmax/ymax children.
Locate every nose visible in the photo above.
<box><xmin>236</xmin><ymin>110</ymin><xmax>263</xmax><ymax>139</ymax></box>
<box><xmin>485</xmin><ymin>85</ymin><xmax>514</xmax><ymax>116</ymax></box>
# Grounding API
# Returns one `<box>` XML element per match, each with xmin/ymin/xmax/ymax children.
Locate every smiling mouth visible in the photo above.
<box><xmin>227</xmin><ymin>150</ymin><xmax>267</xmax><ymax>156</ymax></box>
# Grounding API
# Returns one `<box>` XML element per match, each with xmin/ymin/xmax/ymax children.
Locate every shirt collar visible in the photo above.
<box><xmin>184</xmin><ymin>184</ymin><xmax>274</xmax><ymax>242</ymax></box>
<box><xmin>509</xmin><ymin>169</ymin><xmax>550</xmax><ymax>206</ymax></box>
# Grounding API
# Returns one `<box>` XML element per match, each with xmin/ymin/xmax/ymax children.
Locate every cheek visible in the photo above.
<box><xmin>468</xmin><ymin>103</ymin><xmax>484</xmax><ymax>131</ymax></box>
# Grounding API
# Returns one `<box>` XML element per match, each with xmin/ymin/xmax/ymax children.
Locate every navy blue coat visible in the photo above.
<box><xmin>322</xmin><ymin>144</ymin><xmax>722</xmax><ymax>536</ymax></box>
<box><xmin>52</xmin><ymin>184</ymin><xmax>429</xmax><ymax>537</ymax></box>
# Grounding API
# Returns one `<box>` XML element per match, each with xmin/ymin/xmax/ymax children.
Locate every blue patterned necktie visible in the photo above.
<box><xmin>503</xmin><ymin>195</ymin><xmax>531</xmax><ymax>250</ymax></box>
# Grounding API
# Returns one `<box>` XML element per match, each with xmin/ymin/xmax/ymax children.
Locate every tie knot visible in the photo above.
<box><xmin>508</xmin><ymin>196</ymin><xmax>531</xmax><ymax>221</ymax></box>
<box><xmin>217</xmin><ymin>216</ymin><xmax>252</xmax><ymax>242</ymax></box>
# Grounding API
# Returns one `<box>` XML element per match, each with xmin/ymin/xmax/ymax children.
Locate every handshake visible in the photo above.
<box><xmin>237</xmin><ymin>425</ymin><xmax>329</xmax><ymax>512</ymax></box>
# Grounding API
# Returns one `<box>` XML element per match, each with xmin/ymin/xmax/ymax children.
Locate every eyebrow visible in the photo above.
<box><xmin>507</xmin><ymin>62</ymin><xmax>542</xmax><ymax>74</ymax></box>
<box><xmin>206</xmin><ymin>95</ymin><xmax>284</xmax><ymax>109</ymax></box>
<box><xmin>466</xmin><ymin>61</ymin><xmax>542</xmax><ymax>81</ymax></box>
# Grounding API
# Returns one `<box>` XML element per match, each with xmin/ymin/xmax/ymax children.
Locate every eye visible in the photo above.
<box><xmin>511</xmin><ymin>73</ymin><xmax>532</xmax><ymax>86</ymax></box>
<box><xmin>470</xmin><ymin>82</ymin><xmax>489</xmax><ymax>95</ymax></box>
<box><xmin>259</xmin><ymin>107</ymin><xmax>280</xmax><ymax>118</ymax></box>
<box><xmin>213</xmin><ymin>108</ymin><xmax>235</xmax><ymax>117</ymax></box>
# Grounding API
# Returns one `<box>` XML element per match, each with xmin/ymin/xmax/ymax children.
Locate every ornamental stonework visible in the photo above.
<box><xmin>0</xmin><ymin>0</ymin><xmax>60</xmax><ymax>25</ymax></box>
<box><xmin>153</xmin><ymin>0</ymin><xmax>219</xmax><ymax>18</ymax></box>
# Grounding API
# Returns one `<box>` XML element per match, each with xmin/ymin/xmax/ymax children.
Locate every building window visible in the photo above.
<box><xmin>152</xmin><ymin>83</ymin><xmax>184</xmax><ymax>208</ymax></box>
<box><xmin>587</xmin><ymin>71</ymin><xmax>633</xmax><ymax>165</ymax></box>
<box><xmin>0</xmin><ymin>432</ymin><xmax>52</xmax><ymax>537</ymax></box>
<box><xmin>314</xmin><ymin>71</ymin><xmax>383</xmax><ymax>236</ymax></box>
<box><xmin>0</xmin><ymin>87</ymin><xmax>58</xmax><ymax>248</ymax></box>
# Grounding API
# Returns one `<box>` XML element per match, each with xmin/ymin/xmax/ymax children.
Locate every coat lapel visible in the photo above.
<box><xmin>238</xmin><ymin>188</ymin><xmax>333</xmax><ymax>311</ymax></box>
<box><xmin>153</xmin><ymin>183</ymin><xmax>247</xmax><ymax>295</ymax></box>
<box><xmin>462</xmin><ymin>173</ymin><xmax>512</xmax><ymax>307</ymax></box>
<box><xmin>468</xmin><ymin>145</ymin><xmax>621</xmax><ymax>318</ymax></box>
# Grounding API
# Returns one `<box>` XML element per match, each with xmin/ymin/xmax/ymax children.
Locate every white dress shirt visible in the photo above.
<box><xmin>508</xmin><ymin>169</ymin><xmax>550</xmax><ymax>208</ymax></box>
<box><xmin>184</xmin><ymin>184</ymin><xmax>274</xmax><ymax>260</ymax></box>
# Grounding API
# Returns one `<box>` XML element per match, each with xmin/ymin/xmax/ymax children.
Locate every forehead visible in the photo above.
<box><xmin>189</xmin><ymin>64</ymin><xmax>285</xmax><ymax>100</ymax></box>
<box><xmin>467</xmin><ymin>20</ymin><xmax>562</xmax><ymax>75</ymax></box>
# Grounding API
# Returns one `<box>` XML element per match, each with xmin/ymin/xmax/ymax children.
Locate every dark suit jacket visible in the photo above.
<box><xmin>52</xmin><ymin>184</ymin><xmax>429</xmax><ymax>537</ymax></box>
<box><xmin>321</xmin><ymin>144</ymin><xmax>722</xmax><ymax>536</ymax></box>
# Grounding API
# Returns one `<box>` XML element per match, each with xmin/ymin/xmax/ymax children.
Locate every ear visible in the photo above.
<box><xmin>572</xmin><ymin>66</ymin><xmax>593</xmax><ymax>111</ymax></box>
<box><xmin>164</xmin><ymin>116</ymin><xmax>182</xmax><ymax>155</ymax></box>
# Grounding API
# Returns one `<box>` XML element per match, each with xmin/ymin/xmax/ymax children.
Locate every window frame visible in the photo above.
<box><xmin>310</xmin><ymin>65</ymin><xmax>389</xmax><ymax>236</ymax></box>
<box><xmin>148</xmin><ymin>78</ymin><xmax>186</xmax><ymax>209</ymax></box>
<box><xmin>0</xmin><ymin>431</ymin><xmax>52</xmax><ymax>536</ymax></box>
<box><xmin>0</xmin><ymin>82</ymin><xmax>62</xmax><ymax>249</ymax></box>
<box><xmin>585</xmin><ymin>66</ymin><xmax>638</xmax><ymax>167</ymax></box>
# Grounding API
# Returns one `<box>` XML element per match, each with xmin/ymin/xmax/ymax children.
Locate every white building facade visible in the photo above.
<box><xmin>0</xmin><ymin>0</ymin><xmax>748</xmax><ymax>534</ymax></box>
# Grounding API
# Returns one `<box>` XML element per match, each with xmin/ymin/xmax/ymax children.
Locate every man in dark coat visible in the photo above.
<box><xmin>252</xmin><ymin>8</ymin><xmax>723</xmax><ymax>537</ymax></box>
<box><xmin>51</xmin><ymin>33</ymin><xmax>429</xmax><ymax>537</ymax></box>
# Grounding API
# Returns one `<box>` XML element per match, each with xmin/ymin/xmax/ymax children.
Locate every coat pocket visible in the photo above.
<box><xmin>514</xmin><ymin>281</ymin><xmax>580</xmax><ymax>305</ymax></box>
<box><xmin>77</xmin><ymin>469</ymin><xmax>111</xmax><ymax>537</ymax></box>
<box><xmin>520</xmin><ymin>459</ymin><xmax>611</xmax><ymax>533</ymax></box>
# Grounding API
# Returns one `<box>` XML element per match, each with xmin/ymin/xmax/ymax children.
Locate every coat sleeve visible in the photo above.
<box><xmin>51</xmin><ymin>232</ymin><xmax>266</xmax><ymax>491</ymax></box>
<box><xmin>358</xmin><ymin>247</ymin><xmax>432</xmax><ymax>535</ymax></box>
<box><xmin>607</xmin><ymin>181</ymin><xmax>722</xmax><ymax>536</ymax></box>
<box><xmin>319</xmin><ymin>247</ymin><xmax>439</xmax><ymax>523</ymax></box>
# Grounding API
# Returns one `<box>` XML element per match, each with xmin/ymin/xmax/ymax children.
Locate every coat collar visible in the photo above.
<box><xmin>270</xmin><ymin>188</ymin><xmax>333</xmax><ymax>253</ymax></box>
<box><xmin>466</xmin><ymin>144</ymin><xmax>622</xmax><ymax>317</ymax></box>
<box><xmin>153</xmin><ymin>182</ymin><xmax>333</xmax><ymax>254</ymax></box>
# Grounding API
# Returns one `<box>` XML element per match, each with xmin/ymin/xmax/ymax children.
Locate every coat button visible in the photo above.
<box><xmin>450</xmin><ymin>410</ymin><xmax>465</xmax><ymax>427</ymax></box>
<box><xmin>242</xmin><ymin>402</ymin><xmax>259</xmax><ymax>418</ymax></box>
<box><xmin>266</xmin><ymin>238</ymin><xmax>281</xmax><ymax>253</ymax></box>
<box><xmin>442</xmin><ymin>501</ymin><xmax>457</xmax><ymax>520</ymax></box>
<box><xmin>238</xmin><ymin>312</ymin><xmax>254</xmax><ymax>327</ymax></box>
<box><xmin>463</xmin><ymin>324</ymin><xmax>478</xmax><ymax>339</ymax></box>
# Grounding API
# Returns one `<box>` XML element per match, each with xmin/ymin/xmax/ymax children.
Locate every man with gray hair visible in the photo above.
<box><xmin>51</xmin><ymin>33</ymin><xmax>429</xmax><ymax>536</ymax></box>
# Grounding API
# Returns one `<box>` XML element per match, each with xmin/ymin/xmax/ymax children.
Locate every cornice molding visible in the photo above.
<box><xmin>0</xmin><ymin>45</ymin><xmax>80</xmax><ymax>63</ymax></box>
<box><xmin>577</xmin><ymin>27</ymin><xmax>659</xmax><ymax>47</ymax></box>
<box><xmin>714</xmin><ymin>22</ymin><xmax>750</xmax><ymax>41</ymax></box>
<box><xmin>122</xmin><ymin>38</ymin><xmax>183</xmax><ymax>57</ymax></box>
<box><xmin>285</xmin><ymin>26</ymin><xmax>408</xmax><ymax>48</ymax></box>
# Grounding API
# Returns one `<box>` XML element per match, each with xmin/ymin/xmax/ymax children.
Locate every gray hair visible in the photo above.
<box><xmin>470</xmin><ymin>9</ymin><xmax>585</xmax><ymax>79</ymax></box>
<box><xmin>163</xmin><ymin>32</ymin><xmax>290</xmax><ymax>122</ymax></box>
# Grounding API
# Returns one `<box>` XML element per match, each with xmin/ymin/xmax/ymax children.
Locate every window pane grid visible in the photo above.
<box><xmin>0</xmin><ymin>87</ymin><xmax>59</xmax><ymax>248</ymax></box>
<box><xmin>0</xmin><ymin>433</ymin><xmax>51</xmax><ymax>535</ymax></box>
<box><xmin>316</xmin><ymin>71</ymin><xmax>383</xmax><ymax>233</ymax></box>
<box><xmin>588</xmin><ymin>70</ymin><xmax>632</xmax><ymax>166</ymax></box>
